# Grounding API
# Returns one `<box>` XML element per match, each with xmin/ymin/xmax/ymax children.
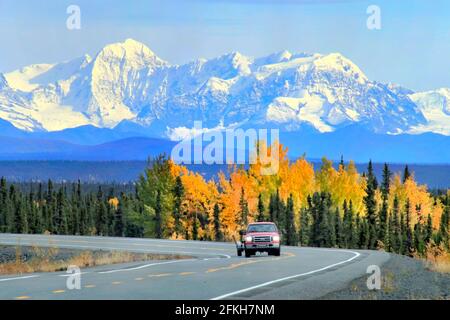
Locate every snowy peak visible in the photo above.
<box><xmin>200</xmin><ymin>51</ymin><xmax>252</xmax><ymax>79</ymax></box>
<box><xmin>94</xmin><ymin>38</ymin><xmax>167</xmax><ymax>69</ymax></box>
<box><xmin>0</xmin><ymin>38</ymin><xmax>448</xmax><ymax>137</ymax></box>
<box><xmin>312</xmin><ymin>53</ymin><xmax>368</xmax><ymax>83</ymax></box>
<box><xmin>409</xmin><ymin>88</ymin><xmax>450</xmax><ymax>135</ymax></box>
<box><xmin>0</xmin><ymin>74</ymin><xmax>8</xmax><ymax>89</ymax></box>
<box><xmin>5</xmin><ymin>63</ymin><xmax>55</xmax><ymax>91</ymax></box>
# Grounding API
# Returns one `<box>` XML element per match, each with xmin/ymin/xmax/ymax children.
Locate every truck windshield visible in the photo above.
<box><xmin>247</xmin><ymin>224</ymin><xmax>277</xmax><ymax>233</ymax></box>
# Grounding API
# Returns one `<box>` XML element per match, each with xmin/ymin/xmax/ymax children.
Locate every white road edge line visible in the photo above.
<box><xmin>58</xmin><ymin>272</ymin><xmax>90</xmax><ymax>277</ymax></box>
<box><xmin>0</xmin><ymin>275</ymin><xmax>39</xmax><ymax>282</ymax></box>
<box><xmin>98</xmin><ymin>259</ymin><xmax>197</xmax><ymax>274</ymax></box>
<box><xmin>210</xmin><ymin>250</ymin><xmax>361</xmax><ymax>300</ymax></box>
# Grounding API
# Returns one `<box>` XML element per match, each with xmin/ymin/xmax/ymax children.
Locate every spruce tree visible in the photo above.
<box><xmin>359</xmin><ymin>218</ymin><xmax>370</xmax><ymax>249</ymax></box>
<box><xmin>390</xmin><ymin>196</ymin><xmax>401</xmax><ymax>253</ymax></box>
<box><xmin>173</xmin><ymin>176</ymin><xmax>185</xmax><ymax>237</ymax></box>
<box><xmin>0</xmin><ymin>177</ymin><xmax>7</xmax><ymax>232</ymax></box>
<box><xmin>269</xmin><ymin>193</ymin><xmax>276</xmax><ymax>222</ymax></box>
<box><xmin>438</xmin><ymin>200</ymin><xmax>449</xmax><ymax>249</ymax></box>
<box><xmin>14</xmin><ymin>196</ymin><xmax>28</xmax><ymax>234</ymax></box>
<box><xmin>154</xmin><ymin>190</ymin><xmax>163</xmax><ymax>239</ymax></box>
<box><xmin>403</xmin><ymin>165</ymin><xmax>411</xmax><ymax>183</ymax></box>
<box><xmin>425</xmin><ymin>214</ymin><xmax>433</xmax><ymax>243</ymax></box>
<box><xmin>239</xmin><ymin>187</ymin><xmax>249</xmax><ymax>227</ymax></box>
<box><xmin>284</xmin><ymin>194</ymin><xmax>297</xmax><ymax>245</ymax></box>
<box><xmin>114</xmin><ymin>200</ymin><xmax>125</xmax><ymax>237</ymax></box>
<box><xmin>299</xmin><ymin>207</ymin><xmax>310</xmax><ymax>246</ymax></box>
<box><xmin>328</xmin><ymin>208</ymin><xmax>336</xmax><ymax>247</ymax></box>
<box><xmin>343</xmin><ymin>200</ymin><xmax>354</xmax><ymax>248</ymax></box>
<box><xmin>192</xmin><ymin>213</ymin><xmax>199</xmax><ymax>240</ymax></box>
<box><xmin>363</xmin><ymin>160</ymin><xmax>378</xmax><ymax>249</ymax></box>
<box><xmin>314</xmin><ymin>192</ymin><xmax>332</xmax><ymax>247</ymax></box>
<box><xmin>335</xmin><ymin>208</ymin><xmax>344</xmax><ymax>248</ymax></box>
<box><xmin>413</xmin><ymin>222</ymin><xmax>425</xmax><ymax>256</ymax></box>
<box><xmin>213</xmin><ymin>203</ymin><xmax>223</xmax><ymax>241</ymax></box>
<box><xmin>55</xmin><ymin>188</ymin><xmax>68</xmax><ymax>235</ymax></box>
<box><xmin>404</xmin><ymin>199</ymin><xmax>413</xmax><ymax>256</ymax></box>
<box><xmin>379</xmin><ymin>163</ymin><xmax>391</xmax><ymax>242</ymax></box>
<box><xmin>257</xmin><ymin>193</ymin><xmax>265</xmax><ymax>222</ymax></box>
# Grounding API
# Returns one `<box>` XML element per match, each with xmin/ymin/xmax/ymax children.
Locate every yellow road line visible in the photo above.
<box><xmin>206</xmin><ymin>252</ymin><xmax>295</xmax><ymax>273</ymax></box>
<box><xmin>84</xmin><ymin>284</ymin><xmax>96</xmax><ymax>288</ymax></box>
<box><xmin>148</xmin><ymin>273</ymin><xmax>171</xmax><ymax>277</ymax></box>
<box><xmin>15</xmin><ymin>296</ymin><xmax>30</xmax><ymax>300</ymax></box>
<box><xmin>52</xmin><ymin>290</ymin><xmax>65</xmax><ymax>294</ymax></box>
<box><xmin>179</xmin><ymin>272</ymin><xmax>195</xmax><ymax>276</ymax></box>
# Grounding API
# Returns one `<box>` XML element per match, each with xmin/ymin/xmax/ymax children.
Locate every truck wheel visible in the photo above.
<box><xmin>274</xmin><ymin>248</ymin><xmax>281</xmax><ymax>256</ymax></box>
<box><xmin>237</xmin><ymin>249</ymin><xmax>242</xmax><ymax>257</ymax></box>
<box><xmin>245</xmin><ymin>250</ymin><xmax>252</xmax><ymax>258</ymax></box>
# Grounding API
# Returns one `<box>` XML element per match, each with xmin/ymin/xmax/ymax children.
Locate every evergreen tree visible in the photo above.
<box><xmin>284</xmin><ymin>194</ymin><xmax>297</xmax><ymax>245</ymax></box>
<box><xmin>403</xmin><ymin>199</ymin><xmax>413</xmax><ymax>256</ymax></box>
<box><xmin>363</xmin><ymin>160</ymin><xmax>378</xmax><ymax>249</ymax></box>
<box><xmin>0</xmin><ymin>177</ymin><xmax>8</xmax><ymax>232</ymax></box>
<box><xmin>389</xmin><ymin>196</ymin><xmax>401</xmax><ymax>253</ymax></box>
<box><xmin>269</xmin><ymin>193</ymin><xmax>276</xmax><ymax>222</ymax></box>
<box><xmin>114</xmin><ymin>200</ymin><xmax>125</xmax><ymax>237</ymax></box>
<box><xmin>379</xmin><ymin>163</ymin><xmax>391</xmax><ymax>242</ymax></box>
<box><xmin>299</xmin><ymin>207</ymin><xmax>311</xmax><ymax>246</ymax></box>
<box><xmin>335</xmin><ymin>208</ymin><xmax>344</xmax><ymax>248</ymax></box>
<box><xmin>173</xmin><ymin>176</ymin><xmax>185</xmax><ymax>238</ymax></box>
<box><xmin>403</xmin><ymin>165</ymin><xmax>411</xmax><ymax>183</ymax></box>
<box><xmin>239</xmin><ymin>187</ymin><xmax>249</xmax><ymax>227</ymax></box>
<box><xmin>343</xmin><ymin>200</ymin><xmax>355</xmax><ymax>248</ymax></box>
<box><xmin>312</xmin><ymin>192</ymin><xmax>332</xmax><ymax>247</ymax></box>
<box><xmin>413</xmin><ymin>222</ymin><xmax>425</xmax><ymax>256</ymax></box>
<box><xmin>438</xmin><ymin>199</ymin><xmax>449</xmax><ymax>249</ymax></box>
<box><xmin>13</xmin><ymin>196</ymin><xmax>28</xmax><ymax>234</ymax></box>
<box><xmin>328</xmin><ymin>207</ymin><xmax>337</xmax><ymax>247</ymax></box>
<box><xmin>425</xmin><ymin>214</ymin><xmax>433</xmax><ymax>243</ymax></box>
<box><xmin>339</xmin><ymin>155</ymin><xmax>345</xmax><ymax>170</ymax></box>
<box><xmin>154</xmin><ymin>190</ymin><xmax>163</xmax><ymax>239</ymax></box>
<box><xmin>55</xmin><ymin>188</ymin><xmax>68</xmax><ymax>235</ymax></box>
<box><xmin>257</xmin><ymin>193</ymin><xmax>265</xmax><ymax>222</ymax></box>
<box><xmin>192</xmin><ymin>213</ymin><xmax>199</xmax><ymax>240</ymax></box>
<box><xmin>359</xmin><ymin>218</ymin><xmax>370</xmax><ymax>249</ymax></box>
<box><xmin>213</xmin><ymin>203</ymin><xmax>223</xmax><ymax>241</ymax></box>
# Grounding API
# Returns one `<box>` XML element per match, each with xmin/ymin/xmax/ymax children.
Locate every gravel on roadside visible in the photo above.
<box><xmin>321</xmin><ymin>253</ymin><xmax>450</xmax><ymax>300</ymax></box>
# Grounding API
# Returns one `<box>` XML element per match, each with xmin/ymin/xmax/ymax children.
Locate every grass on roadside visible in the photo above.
<box><xmin>423</xmin><ymin>242</ymin><xmax>450</xmax><ymax>274</ymax></box>
<box><xmin>0</xmin><ymin>245</ymin><xmax>190</xmax><ymax>275</ymax></box>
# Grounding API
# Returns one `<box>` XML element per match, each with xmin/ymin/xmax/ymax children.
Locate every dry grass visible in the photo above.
<box><xmin>0</xmin><ymin>246</ymin><xmax>190</xmax><ymax>275</ymax></box>
<box><xmin>423</xmin><ymin>242</ymin><xmax>450</xmax><ymax>274</ymax></box>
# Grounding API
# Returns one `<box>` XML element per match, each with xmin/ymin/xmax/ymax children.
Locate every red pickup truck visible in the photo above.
<box><xmin>237</xmin><ymin>222</ymin><xmax>281</xmax><ymax>258</ymax></box>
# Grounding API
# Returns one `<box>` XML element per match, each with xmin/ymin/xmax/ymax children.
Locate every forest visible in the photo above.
<box><xmin>0</xmin><ymin>144</ymin><xmax>449</xmax><ymax>258</ymax></box>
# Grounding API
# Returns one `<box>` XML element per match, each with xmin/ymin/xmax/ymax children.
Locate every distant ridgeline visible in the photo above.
<box><xmin>0</xmin><ymin>160</ymin><xmax>449</xmax><ymax>189</ymax></box>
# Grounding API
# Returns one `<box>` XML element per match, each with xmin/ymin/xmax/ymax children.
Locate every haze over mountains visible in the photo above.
<box><xmin>0</xmin><ymin>39</ymin><xmax>449</xmax><ymax>163</ymax></box>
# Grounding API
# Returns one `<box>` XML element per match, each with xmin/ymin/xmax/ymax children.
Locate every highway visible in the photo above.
<box><xmin>0</xmin><ymin>233</ymin><xmax>390</xmax><ymax>300</ymax></box>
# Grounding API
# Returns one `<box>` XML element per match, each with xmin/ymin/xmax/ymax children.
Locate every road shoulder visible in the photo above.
<box><xmin>321</xmin><ymin>253</ymin><xmax>450</xmax><ymax>300</ymax></box>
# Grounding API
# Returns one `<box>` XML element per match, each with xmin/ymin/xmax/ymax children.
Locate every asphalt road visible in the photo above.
<box><xmin>0</xmin><ymin>233</ymin><xmax>390</xmax><ymax>300</ymax></box>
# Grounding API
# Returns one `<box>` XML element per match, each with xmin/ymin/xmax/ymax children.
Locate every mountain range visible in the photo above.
<box><xmin>0</xmin><ymin>38</ymin><xmax>449</xmax><ymax>163</ymax></box>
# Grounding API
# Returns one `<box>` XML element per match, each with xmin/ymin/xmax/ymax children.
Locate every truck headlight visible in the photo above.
<box><xmin>245</xmin><ymin>236</ymin><xmax>253</xmax><ymax>242</ymax></box>
<box><xmin>272</xmin><ymin>235</ymin><xmax>280</xmax><ymax>242</ymax></box>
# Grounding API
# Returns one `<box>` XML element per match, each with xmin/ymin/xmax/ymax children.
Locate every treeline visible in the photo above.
<box><xmin>0</xmin><ymin>178</ymin><xmax>146</xmax><ymax>238</ymax></box>
<box><xmin>0</xmin><ymin>149</ymin><xmax>449</xmax><ymax>258</ymax></box>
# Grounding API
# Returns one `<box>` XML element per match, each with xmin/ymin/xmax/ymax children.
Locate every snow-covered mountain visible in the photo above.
<box><xmin>409</xmin><ymin>88</ymin><xmax>450</xmax><ymax>136</ymax></box>
<box><xmin>0</xmin><ymin>38</ymin><xmax>448</xmax><ymax>138</ymax></box>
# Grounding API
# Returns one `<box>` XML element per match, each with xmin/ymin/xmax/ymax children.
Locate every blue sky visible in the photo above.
<box><xmin>0</xmin><ymin>0</ymin><xmax>449</xmax><ymax>91</ymax></box>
